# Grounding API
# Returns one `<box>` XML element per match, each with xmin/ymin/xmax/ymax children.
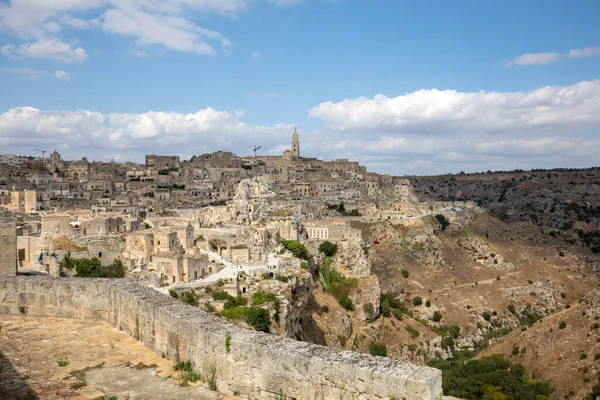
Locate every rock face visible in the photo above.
<box><xmin>330</xmin><ymin>241</ymin><xmax>381</xmax><ymax>321</ymax></box>
<box><xmin>0</xmin><ymin>276</ymin><xmax>444</xmax><ymax>400</ymax></box>
<box><xmin>332</xmin><ymin>241</ymin><xmax>371</xmax><ymax>278</ymax></box>
<box><xmin>232</xmin><ymin>176</ymin><xmax>276</xmax><ymax>225</ymax></box>
<box><xmin>351</xmin><ymin>274</ymin><xmax>381</xmax><ymax>322</ymax></box>
<box><xmin>456</xmin><ymin>237</ymin><xmax>514</xmax><ymax>270</ymax></box>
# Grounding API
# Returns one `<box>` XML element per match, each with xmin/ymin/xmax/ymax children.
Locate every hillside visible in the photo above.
<box><xmin>480</xmin><ymin>288</ymin><xmax>600</xmax><ymax>399</ymax></box>
<box><xmin>299</xmin><ymin>211</ymin><xmax>600</xmax><ymax>398</ymax></box>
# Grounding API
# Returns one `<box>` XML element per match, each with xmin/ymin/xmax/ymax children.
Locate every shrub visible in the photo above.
<box><xmin>434</xmin><ymin>214</ymin><xmax>450</xmax><ymax>231</ymax></box>
<box><xmin>425</xmin><ymin>300</ymin><xmax>431</xmax><ymax>308</ymax></box>
<box><xmin>317</xmin><ymin>257</ymin><xmax>357</xmax><ymax>300</ymax></box>
<box><xmin>169</xmin><ymin>290</ymin><xmax>179</xmax><ymax>299</ymax></box>
<box><xmin>412</xmin><ymin>296</ymin><xmax>423</xmax><ymax>306</ymax></box>
<box><xmin>559</xmin><ymin>251</ymin><xmax>565</xmax><ymax>257</ymax></box>
<box><xmin>512</xmin><ymin>345</ymin><xmax>520</xmax><ymax>355</ymax></box>
<box><xmin>225</xmin><ymin>332</ymin><xmax>231</xmax><ymax>353</ymax></box>
<box><xmin>405</xmin><ymin>325</ymin><xmax>419</xmax><ymax>339</ymax></box>
<box><xmin>391</xmin><ymin>308</ymin><xmax>403</xmax><ymax>320</ymax></box>
<box><xmin>482</xmin><ymin>311</ymin><xmax>492</xmax><ymax>321</ymax></box>
<box><xmin>401</xmin><ymin>268</ymin><xmax>409</xmax><ymax>278</ymax></box>
<box><xmin>339</xmin><ymin>295</ymin><xmax>355</xmax><ymax>311</ymax></box>
<box><xmin>252</xmin><ymin>289</ymin><xmax>278</xmax><ymax>306</ymax></box>
<box><xmin>180</xmin><ymin>291</ymin><xmax>197</xmax><ymax>306</ymax></box>
<box><xmin>559</xmin><ymin>320</ymin><xmax>567</xmax><ymax>329</ymax></box>
<box><xmin>57</xmin><ymin>360</ymin><xmax>69</xmax><ymax>367</ymax></box>
<box><xmin>212</xmin><ymin>290</ymin><xmax>230</xmax><ymax>301</ymax></box>
<box><xmin>318</xmin><ymin>241</ymin><xmax>338</xmax><ymax>257</ymax></box>
<box><xmin>508</xmin><ymin>303</ymin><xmax>516</xmax><ymax>314</ymax></box>
<box><xmin>174</xmin><ymin>360</ymin><xmax>201</xmax><ymax>385</ymax></box>
<box><xmin>300</xmin><ymin>261</ymin><xmax>308</xmax><ymax>269</ymax></box>
<box><xmin>433</xmin><ymin>311</ymin><xmax>443</xmax><ymax>322</ymax></box>
<box><xmin>262</xmin><ymin>272</ymin><xmax>273</xmax><ymax>280</ymax></box>
<box><xmin>281</xmin><ymin>239</ymin><xmax>310</xmax><ymax>260</ymax></box>
<box><xmin>245</xmin><ymin>307</ymin><xmax>271</xmax><ymax>333</ymax></box>
<box><xmin>337</xmin><ymin>334</ymin><xmax>347</xmax><ymax>348</ymax></box>
<box><xmin>369</xmin><ymin>341</ymin><xmax>388</xmax><ymax>357</ymax></box>
<box><xmin>439</xmin><ymin>354</ymin><xmax>551</xmax><ymax>399</ymax></box>
<box><xmin>581</xmin><ymin>353</ymin><xmax>588</xmax><ymax>360</ymax></box>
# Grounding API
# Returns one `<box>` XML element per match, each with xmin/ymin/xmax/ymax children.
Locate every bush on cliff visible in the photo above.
<box><xmin>61</xmin><ymin>255</ymin><xmax>126</xmax><ymax>278</ymax></box>
<box><xmin>438</xmin><ymin>354</ymin><xmax>552</xmax><ymax>400</ymax></box>
<box><xmin>245</xmin><ymin>307</ymin><xmax>271</xmax><ymax>333</ymax></box>
<box><xmin>281</xmin><ymin>239</ymin><xmax>310</xmax><ymax>260</ymax></box>
<box><xmin>318</xmin><ymin>241</ymin><xmax>338</xmax><ymax>257</ymax></box>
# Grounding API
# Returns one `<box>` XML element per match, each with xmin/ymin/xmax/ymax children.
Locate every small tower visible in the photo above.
<box><xmin>292</xmin><ymin>128</ymin><xmax>300</xmax><ymax>157</ymax></box>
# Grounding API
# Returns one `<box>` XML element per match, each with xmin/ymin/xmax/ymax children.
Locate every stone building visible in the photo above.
<box><xmin>145</xmin><ymin>155</ymin><xmax>180</xmax><ymax>171</ymax></box>
<box><xmin>9</xmin><ymin>190</ymin><xmax>40</xmax><ymax>213</ymax></box>
<box><xmin>151</xmin><ymin>251</ymin><xmax>208</xmax><ymax>284</ymax></box>
<box><xmin>304</xmin><ymin>219</ymin><xmax>362</xmax><ymax>242</ymax></box>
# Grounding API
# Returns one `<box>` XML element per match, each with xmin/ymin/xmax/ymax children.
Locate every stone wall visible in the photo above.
<box><xmin>0</xmin><ymin>215</ymin><xmax>17</xmax><ymax>276</ymax></box>
<box><xmin>0</xmin><ymin>276</ymin><xmax>443</xmax><ymax>400</ymax></box>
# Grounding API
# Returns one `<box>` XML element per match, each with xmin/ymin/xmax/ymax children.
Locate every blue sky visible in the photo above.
<box><xmin>1</xmin><ymin>0</ymin><xmax>599</xmax><ymax>175</ymax></box>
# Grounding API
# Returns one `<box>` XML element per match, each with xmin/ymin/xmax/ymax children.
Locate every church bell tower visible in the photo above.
<box><xmin>292</xmin><ymin>128</ymin><xmax>300</xmax><ymax>157</ymax></box>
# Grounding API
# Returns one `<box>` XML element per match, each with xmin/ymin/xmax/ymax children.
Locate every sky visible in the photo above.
<box><xmin>0</xmin><ymin>0</ymin><xmax>599</xmax><ymax>175</ymax></box>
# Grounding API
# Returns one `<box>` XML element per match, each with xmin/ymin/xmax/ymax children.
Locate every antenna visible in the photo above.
<box><xmin>253</xmin><ymin>145</ymin><xmax>262</xmax><ymax>157</ymax></box>
<box><xmin>34</xmin><ymin>148</ymin><xmax>46</xmax><ymax>159</ymax></box>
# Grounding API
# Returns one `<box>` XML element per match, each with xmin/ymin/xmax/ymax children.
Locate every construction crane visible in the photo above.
<box><xmin>34</xmin><ymin>148</ymin><xmax>47</xmax><ymax>159</ymax></box>
<box><xmin>253</xmin><ymin>145</ymin><xmax>262</xmax><ymax>157</ymax></box>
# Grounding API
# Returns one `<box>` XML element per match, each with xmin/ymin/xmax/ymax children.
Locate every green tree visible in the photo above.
<box><xmin>412</xmin><ymin>296</ymin><xmax>423</xmax><ymax>306</ymax></box>
<box><xmin>319</xmin><ymin>241</ymin><xmax>338</xmax><ymax>257</ymax></box>
<box><xmin>281</xmin><ymin>239</ymin><xmax>310</xmax><ymax>260</ymax></box>
<box><xmin>435</xmin><ymin>214</ymin><xmax>450</xmax><ymax>231</ymax></box>
<box><xmin>75</xmin><ymin>257</ymin><xmax>102</xmax><ymax>277</ymax></box>
<box><xmin>245</xmin><ymin>307</ymin><xmax>271</xmax><ymax>333</ymax></box>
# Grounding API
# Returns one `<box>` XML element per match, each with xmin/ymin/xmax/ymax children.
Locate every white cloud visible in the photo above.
<box><xmin>308</xmin><ymin>80</ymin><xmax>600</xmax><ymax>133</ymax></box>
<box><xmin>252</xmin><ymin>51</ymin><xmax>260</xmax><ymax>60</ymax></box>
<box><xmin>0</xmin><ymin>106</ymin><xmax>294</xmax><ymax>162</ymax></box>
<box><xmin>2</xmin><ymin>81</ymin><xmax>599</xmax><ymax>175</ymax></box>
<box><xmin>2</xmin><ymin>66</ymin><xmax>71</xmax><ymax>81</ymax></box>
<box><xmin>1</xmin><ymin>38</ymin><xmax>88</xmax><ymax>63</ymax></box>
<box><xmin>0</xmin><ymin>0</ymin><xmax>242</xmax><ymax>57</ymax></box>
<box><xmin>505</xmin><ymin>52</ymin><xmax>561</xmax><ymax>66</ymax></box>
<box><xmin>101</xmin><ymin>6</ymin><xmax>234</xmax><ymax>55</ymax></box>
<box><xmin>54</xmin><ymin>70</ymin><xmax>71</xmax><ymax>81</ymax></box>
<box><xmin>568</xmin><ymin>46</ymin><xmax>600</xmax><ymax>59</ymax></box>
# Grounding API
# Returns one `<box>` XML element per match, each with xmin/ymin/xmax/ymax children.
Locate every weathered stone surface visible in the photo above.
<box><xmin>0</xmin><ymin>213</ymin><xmax>17</xmax><ymax>276</ymax></box>
<box><xmin>0</xmin><ymin>276</ymin><xmax>443</xmax><ymax>400</ymax></box>
<box><xmin>332</xmin><ymin>240</ymin><xmax>371</xmax><ymax>278</ymax></box>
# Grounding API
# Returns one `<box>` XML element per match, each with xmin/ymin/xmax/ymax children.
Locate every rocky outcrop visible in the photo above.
<box><xmin>351</xmin><ymin>274</ymin><xmax>381</xmax><ymax>322</ymax></box>
<box><xmin>456</xmin><ymin>236</ymin><xmax>513</xmax><ymax>270</ymax></box>
<box><xmin>332</xmin><ymin>240</ymin><xmax>371</xmax><ymax>278</ymax></box>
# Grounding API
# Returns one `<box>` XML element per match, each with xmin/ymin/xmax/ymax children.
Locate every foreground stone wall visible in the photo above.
<box><xmin>0</xmin><ymin>276</ymin><xmax>443</xmax><ymax>400</ymax></box>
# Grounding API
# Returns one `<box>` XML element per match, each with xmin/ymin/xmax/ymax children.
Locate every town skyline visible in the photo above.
<box><xmin>1</xmin><ymin>1</ymin><xmax>599</xmax><ymax>175</ymax></box>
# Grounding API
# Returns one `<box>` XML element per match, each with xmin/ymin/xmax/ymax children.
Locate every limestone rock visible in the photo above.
<box><xmin>331</xmin><ymin>240</ymin><xmax>371</xmax><ymax>278</ymax></box>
